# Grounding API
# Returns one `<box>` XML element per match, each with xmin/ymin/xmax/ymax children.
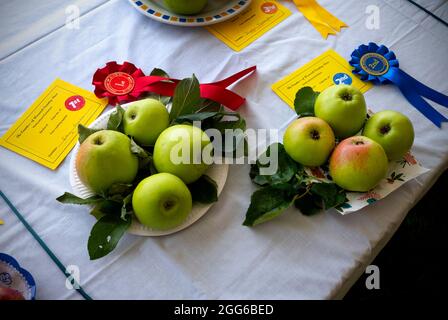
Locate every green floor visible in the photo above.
<box><xmin>345</xmin><ymin>170</ymin><xmax>447</xmax><ymax>299</ymax></box>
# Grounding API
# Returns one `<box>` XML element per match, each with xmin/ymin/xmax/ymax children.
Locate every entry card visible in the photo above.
<box><xmin>206</xmin><ymin>0</ymin><xmax>291</xmax><ymax>52</ymax></box>
<box><xmin>272</xmin><ymin>49</ymin><xmax>373</xmax><ymax>109</ymax></box>
<box><xmin>0</xmin><ymin>79</ymin><xmax>108</xmax><ymax>170</ymax></box>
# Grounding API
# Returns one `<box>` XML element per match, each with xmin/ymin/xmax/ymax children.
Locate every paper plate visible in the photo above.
<box><xmin>0</xmin><ymin>253</ymin><xmax>36</xmax><ymax>300</ymax></box>
<box><xmin>68</xmin><ymin>102</ymin><xmax>228</xmax><ymax>237</ymax></box>
<box><xmin>127</xmin><ymin>0</ymin><xmax>252</xmax><ymax>26</ymax></box>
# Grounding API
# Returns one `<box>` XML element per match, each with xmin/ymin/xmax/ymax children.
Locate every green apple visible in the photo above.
<box><xmin>123</xmin><ymin>98</ymin><xmax>169</xmax><ymax>146</ymax></box>
<box><xmin>315</xmin><ymin>84</ymin><xmax>367</xmax><ymax>138</ymax></box>
<box><xmin>362</xmin><ymin>110</ymin><xmax>414</xmax><ymax>160</ymax></box>
<box><xmin>283</xmin><ymin>117</ymin><xmax>335</xmax><ymax>167</ymax></box>
<box><xmin>329</xmin><ymin>136</ymin><xmax>388</xmax><ymax>192</ymax></box>
<box><xmin>76</xmin><ymin>130</ymin><xmax>139</xmax><ymax>194</ymax></box>
<box><xmin>153</xmin><ymin>125</ymin><xmax>212</xmax><ymax>184</ymax></box>
<box><xmin>132</xmin><ymin>173</ymin><xmax>192</xmax><ymax>230</ymax></box>
<box><xmin>163</xmin><ymin>0</ymin><xmax>208</xmax><ymax>15</ymax></box>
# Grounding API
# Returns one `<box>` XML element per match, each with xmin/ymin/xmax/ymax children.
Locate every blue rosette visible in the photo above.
<box><xmin>349</xmin><ymin>42</ymin><xmax>448</xmax><ymax>127</ymax></box>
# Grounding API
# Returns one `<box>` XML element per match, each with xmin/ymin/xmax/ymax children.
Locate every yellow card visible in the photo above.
<box><xmin>272</xmin><ymin>49</ymin><xmax>372</xmax><ymax>109</ymax></box>
<box><xmin>0</xmin><ymin>79</ymin><xmax>107</xmax><ymax>170</ymax></box>
<box><xmin>206</xmin><ymin>0</ymin><xmax>291</xmax><ymax>51</ymax></box>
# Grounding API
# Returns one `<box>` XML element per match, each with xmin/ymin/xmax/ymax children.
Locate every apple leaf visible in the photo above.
<box><xmin>148</xmin><ymin>68</ymin><xmax>172</xmax><ymax>105</ymax></box>
<box><xmin>310</xmin><ymin>182</ymin><xmax>347</xmax><ymax>209</ymax></box>
<box><xmin>196</xmin><ymin>100</ymin><xmax>223</xmax><ymax>113</ymax></box>
<box><xmin>250</xmin><ymin>143</ymin><xmax>299</xmax><ymax>186</ymax></box>
<box><xmin>87</xmin><ymin>214</ymin><xmax>131</xmax><ymax>260</ymax></box>
<box><xmin>294</xmin><ymin>87</ymin><xmax>319</xmax><ymax>117</ymax></box>
<box><xmin>188</xmin><ymin>175</ymin><xmax>218</xmax><ymax>204</ymax></box>
<box><xmin>175</xmin><ymin>112</ymin><xmax>219</xmax><ymax>123</ymax></box>
<box><xmin>150</xmin><ymin>68</ymin><xmax>169</xmax><ymax>78</ymax></box>
<box><xmin>107</xmin><ymin>104</ymin><xmax>125</xmax><ymax>132</ymax></box>
<box><xmin>130</xmin><ymin>138</ymin><xmax>150</xmax><ymax>158</ymax></box>
<box><xmin>56</xmin><ymin>192</ymin><xmax>103</xmax><ymax>205</ymax></box>
<box><xmin>78</xmin><ymin>124</ymin><xmax>101</xmax><ymax>144</ymax></box>
<box><xmin>169</xmin><ymin>75</ymin><xmax>201</xmax><ymax>123</ymax></box>
<box><xmin>107</xmin><ymin>183</ymin><xmax>134</xmax><ymax>196</ymax></box>
<box><xmin>243</xmin><ymin>183</ymin><xmax>295</xmax><ymax>226</ymax></box>
<box><xmin>120</xmin><ymin>193</ymin><xmax>133</xmax><ymax>221</ymax></box>
<box><xmin>213</xmin><ymin>117</ymin><xmax>246</xmax><ymax>133</ymax></box>
<box><xmin>294</xmin><ymin>193</ymin><xmax>322</xmax><ymax>216</ymax></box>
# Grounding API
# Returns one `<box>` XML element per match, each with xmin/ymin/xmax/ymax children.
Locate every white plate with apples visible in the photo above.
<box><xmin>127</xmin><ymin>0</ymin><xmax>252</xmax><ymax>27</ymax></box>
<box><xmin>69</xmin><ymin>102</ymin><xmax>229</xmax><ymax>236</ymax></box>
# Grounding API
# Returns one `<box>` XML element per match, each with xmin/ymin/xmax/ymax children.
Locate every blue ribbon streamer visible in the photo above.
<box><xmin>350</xmin><ymin>42</ymin><xmax>448</xmax><ymax>127</ymax></box>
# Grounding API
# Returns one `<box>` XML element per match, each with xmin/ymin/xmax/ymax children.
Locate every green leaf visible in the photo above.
<box><xmin>56</xmin><ymin>192</ymin><xmax>102</xmax><ymax>205</ymax></box>
<box><xmin>130</xmin><ymin>138</ymin><xmax>150</xmax><ymax>158</ymax></box>
<box><xmin>169</xmin><ymin>75</ymin><xmax>201</xmax><ymax>123</ymax></box>
<box><xmin>106</xmin><ymin>183</ymin><xmax>134</xmax><ymax>196</ymax></box>
<box><xmin>175</xmin><ymin>112</ymin><xmax>219</xmax><ymax>123</ymax></box>
<box><xmin>87</xmin><ymin>214</ymin><xmax>131</xmax><ymax>260</ymax></box>
<box><xmin>188</xmin><ymin>175</ymin><xmax>218</xmax><ymax>204</ymax></box>
<box><xmin>213</xmin><ymin>117</ymin><xmax>246</xmax><ymax>132</ymax></box>
<box><xmin>310</xmin><ymin>183</ymin><xmax>347</xmax><ymax>209</ymax></box>
<box><xmin>90</xmin><ymin>206</ymin><xmax>106</xmax><ymax>220</ymax></box>
<box><xmin>121</xmin><ymin>193</ymin><xmax>133</xmax><ymax>221</ymax></box>
<box><xmin>149</xmin><ymin>69</ymin><xmax>171</xmax><ymax>105</ymax></box>
<box><xmin>91</xmin><ymin>199</ymin><xmax>122</xmax><ymax>216</ymax></box>
<box><xmin>243</xmin><ymin>184</ymin><xmax>295</xmax><ymax>226</ymax></box>
<box><xmin>250</xmin><ymin>143</ymin><xmax>299</xmax><ymax>186</ymax></box>
<box><xmin>196</xmin><ymin>100</ymin><xmax>222</xmax><ymax>113</ymax></box>
<box><xmin>150</xmin><ymin>68</ymin><xmax>169</xmax><ymax>78</ymax></box>
<box><xmin>294</xmin><ymin>193</ymin><xmax>322</xmax><ymax>216</ymax></box>
<box><xmin>78</xmin><ymin>125</ymin><xmax>100</xmax><ymax>144</ymax></box>
<box><xmin>294</xmin><ymin>87</ymin><xmax>319</xmax><ymax>117</ymax></box>
<box><xmin>107</xmin><ymin>104</ymin><xmax>125</xmax><ymax>132</ymax></box>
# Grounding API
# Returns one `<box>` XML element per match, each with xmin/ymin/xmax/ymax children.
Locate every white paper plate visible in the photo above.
<box><xmin>69</xmin><ymin>102</ymin><xmax>229</xmax><ymax>236</ymax></box>
<box><xmin>127</xmin><ymin>0</ymin><xmax>252</xmax><ymax>27</ymax></box>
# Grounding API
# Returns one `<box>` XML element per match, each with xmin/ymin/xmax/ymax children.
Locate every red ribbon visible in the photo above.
<box><xmin>92</xmin><ymin>62</ymin><xmax>256</xmax><ymax>110</ymax></box>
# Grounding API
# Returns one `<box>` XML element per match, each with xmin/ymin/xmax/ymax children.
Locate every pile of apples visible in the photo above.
<box><xmin>75</xmin><ymin>98</ymin><xmax>212</xmax><ymax>230</ymax></box>
<box><xmin>283</xmin><ymin>84</ymin><xmax>415</xmax><ymax>192</ymax></box>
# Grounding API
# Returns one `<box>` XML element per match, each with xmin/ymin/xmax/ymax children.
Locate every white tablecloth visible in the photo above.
<box><xmin>0</xmin><ymin>0</ymin><xmax>447</xmax><ymax>299</ymax></box>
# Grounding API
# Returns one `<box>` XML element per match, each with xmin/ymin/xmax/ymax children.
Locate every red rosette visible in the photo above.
<box><xmin>92</xmin><ymin>61</ymin><xmax>145</xmax><ymax>105</ymax></box>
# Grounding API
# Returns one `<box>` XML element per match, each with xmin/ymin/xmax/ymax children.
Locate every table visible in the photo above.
<box><xmin>0</xmin><ymin>0</ymin><xmax>447</xmax><ymax>299</ymax></box>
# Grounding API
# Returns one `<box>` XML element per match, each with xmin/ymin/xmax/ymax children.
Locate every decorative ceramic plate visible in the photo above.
<box><xmin>127</xmin><ymin>0</ymin><xmax>252</xmax><ymax>26</ymax></box>
<box><xmin>69</xmin><ymin>102</ymin><xmax>229</xmax><ymax>237</ymax></box>
<box><xmin>0</xmin><ymin>253</ymin><xmax>36</xmax><ymax>300</ymax></box>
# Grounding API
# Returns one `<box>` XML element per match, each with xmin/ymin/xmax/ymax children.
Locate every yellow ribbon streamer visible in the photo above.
<box><xmin>293</xmin><ymin>0</ymin><xmax>348</xmax><ymax>39</ymax></box>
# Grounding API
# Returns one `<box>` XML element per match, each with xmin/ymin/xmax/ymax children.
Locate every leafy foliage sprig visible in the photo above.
<box><xmin>244</xmin><ymin>87</ymin><xmax>348</xmax><ymax>226</ymax></box>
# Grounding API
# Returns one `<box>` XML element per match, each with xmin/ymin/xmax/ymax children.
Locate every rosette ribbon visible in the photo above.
<box><xmin>93</xmin><ymin>61</ymin><xmax>256</xmax><ymax>111</ymax></box>
<box><xmin>350</xmin><ymin>43</ymin><xmax>448</xmax><ymax>127</ymax></box>
<box><xmin>92</xmin><ymin>61</ymin><xmax>145</xmax><ymax>105</ymax></box>
<box><xmin>292</xmin><ymin>0</ymin><xmax>347</xmax><ymax>39</ymax></box>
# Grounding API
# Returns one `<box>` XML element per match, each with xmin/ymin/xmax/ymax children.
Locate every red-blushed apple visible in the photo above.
<box><xmin>0</xmin><ymin>287</ymin><xmax>25</xmax><ymax>300</ymax></box>
<box><xmin>329</xmin><ymin>136</ymin><xmax>389</xmax><ymax>192</ymax></box>
<box><xmin>153</xmin><ymin>125</ymin><xmax>212</xmax><ymax>184</ymax></box>
<box><xmin>76</xmin><ymin>130</ymin><xmax>139</xmax><ymax>194</ymax></box>
<box><xmin>123</xmin><ymin>98</ymin><xmax>169</xmax><ymax>146</ymax></box>
<box><xmin>132</xmin><ymin>173</ymin><xmax>192</xmax><ymax>230</ymax></box>
<box><xmin>164</xmin><ymin>0</ymin><xmax>208</xmax><ymax>15</ymax></box>
<box><xmin>315</xmin><ymin>84</ymin><xmax>367</xmax><ymax>138</ymax></box>
<box><xmin>283</xmin><ymin>117</ymin><xmax>335</xmax><ymax>167</ymax></box>
<box><xmin>363</xmin><ymin>110</ymin><xmax>414</xmax><ymax>160</ymax></box>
